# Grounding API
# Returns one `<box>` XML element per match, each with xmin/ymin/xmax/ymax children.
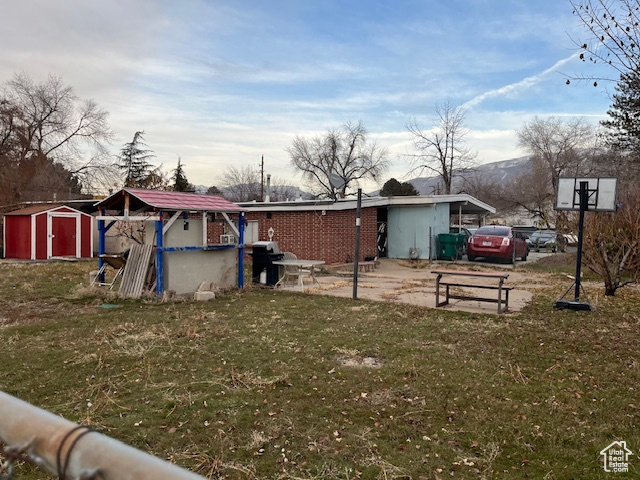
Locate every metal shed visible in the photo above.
<box><xmin>3</xmin><ymin>204</ymin><xmax>93</xmax><ymax>260</ymax></box>
<box><xmin>94</xmin><ymin>188</ymin><xmax>245</xmax><ymax>297</ymax></box>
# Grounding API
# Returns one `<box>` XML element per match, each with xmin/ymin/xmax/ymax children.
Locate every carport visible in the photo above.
<box><xmin>384</xmin><ymin>194</ymin><xmax>496</xmax><ymax>260</ymax></box>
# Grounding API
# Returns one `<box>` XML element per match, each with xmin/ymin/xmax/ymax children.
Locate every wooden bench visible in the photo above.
<box><xmin>432</xmin><ymin>269</ymin><xmax>512</xmax><ymax>314</ymax></box>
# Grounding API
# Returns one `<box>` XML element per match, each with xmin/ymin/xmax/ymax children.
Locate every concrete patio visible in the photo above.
<box><xmin>289</xmin><ymin>254</ymin><xmax>557</xmax><ymax>315</ymax></box>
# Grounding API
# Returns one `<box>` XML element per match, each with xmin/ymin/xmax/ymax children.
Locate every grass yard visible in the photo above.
<box><xmin>0</xmin><ymin>259</ymin><xmax>638</xmax><ymax>479</ymax></box>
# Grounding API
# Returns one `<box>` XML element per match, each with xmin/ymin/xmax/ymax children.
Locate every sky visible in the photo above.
<box><xmin>0</xmin><ymin>0</ymin><xmax>616</xmax><ymax>193</ymax></box>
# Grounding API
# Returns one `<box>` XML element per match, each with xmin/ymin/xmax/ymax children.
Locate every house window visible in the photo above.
<box><xmin>245</xmin><ymin>220</ymin><xmax>259</xmax><ymax>243</ymax></box>
<box><xmin>266</xmin><ymin>212</ymin><xmax>273</xmax><ymax>219</ymax></box>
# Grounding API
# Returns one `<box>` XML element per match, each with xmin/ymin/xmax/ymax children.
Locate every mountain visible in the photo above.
<box><xmin>388</xmin><ymin>156</ymin><xmax>532</xmax><ymax>196</ymax></box>
<box><xmin>193</xmin><ymin>184</ymin><xmax>312</xmax><ymax>201</ymax></box>
<box><xmin>194</xmin><ymin>155</ymin><xmax>533</xmax><ymax>200</ymax></box>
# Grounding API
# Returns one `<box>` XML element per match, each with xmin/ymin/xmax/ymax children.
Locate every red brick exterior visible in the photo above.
<box><xmin>207</xmin><ymin>207</ymin><xmax>378</xmax><ymax>264</ymax></box>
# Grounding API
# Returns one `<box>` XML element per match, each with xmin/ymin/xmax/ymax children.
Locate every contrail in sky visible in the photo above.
<box><xmin>464</xmin><ymin>53</ymin><xmax>580</xmax><ymax>109</ymax></box>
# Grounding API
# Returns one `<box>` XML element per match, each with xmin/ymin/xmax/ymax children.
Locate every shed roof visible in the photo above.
<box><xmin>3</xmin><ymin>204</ymin><xmax>87</xmax><ymax>216</ymax></box>
<box><xmin>95</xmin><ymin>188</ymin><xmax>244</xmax><ymax>213</ymax></box>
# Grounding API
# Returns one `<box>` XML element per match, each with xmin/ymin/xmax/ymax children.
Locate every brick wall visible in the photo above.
<box><xmin>206</xmin><ymin>214</ymin><xmax>232</xmax><ymax>244</ymax></box>
<box><xmin>239</xmin><ymin>207</ymin><xmax>378</xmax><ymax>264</ymax></box>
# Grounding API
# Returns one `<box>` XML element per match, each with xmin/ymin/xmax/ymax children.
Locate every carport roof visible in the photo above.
<box><xmin>239</xmin><ymin>194</ymin><xmax>495</xmax><ymax>215</ymax></box>
<box><xmin>95</xmin><ymin>188</ymin><xmax>244</xmax><ymax>213</ymax></box>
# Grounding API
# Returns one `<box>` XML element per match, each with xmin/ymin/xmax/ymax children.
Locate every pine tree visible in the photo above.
<box><xmin>172</xmin><ymin>158</ymin><xmax>192</xmax><ymax>192</ymax></box>
<box><xmin>380</xmin><ymin>178</ymin><xmax>419</xmax><ymax>196</ymax></box>
<box><xmin>117</xmin><ymin>131</ymin><xmax>156</xmax><ymax>187</ymax></box>
<box><xmin>602</xmin><ymin>69</ymin><xmax>640</xmax><ymax>154</ymax></box>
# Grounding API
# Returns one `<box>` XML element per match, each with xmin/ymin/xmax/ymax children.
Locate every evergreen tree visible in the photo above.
<box><xmin>172</xmin><ymin>158</ymin><xmax>193</xmax><ymax>192</ymax></box>
<box><xmin>117</xmin><ymin>131</ymin><xmax>156</xmax><ymax>187</ymax></box>
<box><xmin>602</xmin><ymin>69</ymin><xmax>640</xmax><ymax>154</ymax></box>
<box><xmin>380</xmin><ymin>178</ymin><xmax>419</xmax><ymax>196</ymax></box>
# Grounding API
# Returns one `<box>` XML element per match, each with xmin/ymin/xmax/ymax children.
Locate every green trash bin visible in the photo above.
<box><xmin>438</xmin><ymin>233</ymin><xmax>466</xmax><ymax>260</ymax></box>
<box><xmin>438</xmin><ymin>233</ymin><xmax>457</xmax><ymax>260</ymax></box>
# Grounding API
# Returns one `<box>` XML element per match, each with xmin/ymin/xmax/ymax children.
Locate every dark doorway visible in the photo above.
<box><xmin>377</xmin><ymin>208</ymin><xmax>388</xmax><ymax>258</ymax></box>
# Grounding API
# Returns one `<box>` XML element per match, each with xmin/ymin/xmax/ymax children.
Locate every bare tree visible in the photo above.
<box><xmin>570</xmin><ymin>0</ymin><xmax>640</xmax><ymax>81</ymax></box>
<box><xmin>406</xmin><ymin>99</ymin><xmax>475</xmax><ymax>195</ymax></box>
<box><xmin>581</xmin><ymin>184</ymin><xmax>640</xmax><ymax>295</ymax></box>
<box><xmin>458</xmin><ymin>168</ymin><xmax>513</xmax><ymax>225</ymax></box>
<box><xmin>269</xmin><ymin>183</ymin><xmax>299</xmax><ymax>201</ymax></box>
<box><xmin>496</xmin><ymin>117</ymin><xmax>597</xmax><ymax>227</ymax></box>
<box><xmin>221</xmin><ymin>165</ymin><xmax>261</xmax><ymax>202</ymax></box>
<box><xmin>497</xmin><ymin>158</ymin><xmax>557</xmax><ymax>227</ymax></box>
<box><xmin>220</xmin><ymin>165</ymin><xmax>300</xmax><ymax>202</ymax></box>
<box><xmin>517</xmin><ymin>116</ymin><xmax>595</xmax><ymax>193</ymax></box>
<box><xmin>1</xmin><ymin>73</ymin><xmax>115</xmax><ymax>191</ymax></box>
<box><xmin>288</xmin><ymin>121</ymin><xmax>388</xmax><ymax>200</ymax></box>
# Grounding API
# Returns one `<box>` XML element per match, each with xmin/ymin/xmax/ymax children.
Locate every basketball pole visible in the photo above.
<box><xmin>554</xmin><ymin>180</ymin><xmax>592</xmax><ymax>311</ymax></box>
<box><xmin>573</xmin><ymin>181</ymin><xmax>588</xmax><ymax>302</ymax></box>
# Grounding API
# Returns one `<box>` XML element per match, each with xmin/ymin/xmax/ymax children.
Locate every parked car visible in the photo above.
<box><xmin>467</xmin><ymin>225</ymin><xmax>529</xmax><ymax>263</ymax></box>
<box><xmin>526</xmin><ymin>230</ymin><xmax>566</xmax><ymax>252</ymax></box>
<box><xmin>512</xmin><ymin>226</ymin><xmax>538</xmax><ymax>240</ymax></box>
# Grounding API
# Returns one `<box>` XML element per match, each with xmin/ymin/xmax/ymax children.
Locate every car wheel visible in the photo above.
<box><xmin>552</xmin><ymin>246</ymin><xmax>557</xmax><ymax>253</ymax></box>
<box><xmin>521</xmin><ymin>249</ymin><xmax>528</xmax><ymax>261</ymax></box>
<box><xmin>468</xmin><ymin>254</ymin><xmax>476</xmax><ymax>261</ymax></box>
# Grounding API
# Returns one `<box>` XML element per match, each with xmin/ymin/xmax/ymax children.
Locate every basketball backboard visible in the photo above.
<box><xmin>555</xmin><ymin>177</ymin><xmax>617</xmax><ymax>212</ymax></box>
<box><xmin>329</xmin><ymin>173</ymin><xmax>346</xmax><ymax>190</ymax></box>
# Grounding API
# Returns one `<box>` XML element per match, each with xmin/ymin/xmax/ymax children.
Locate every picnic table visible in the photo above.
<box><xmin>272</xmin><ymin>259</ymin><xmax>325</xmax><ymax>290</ymax></box>
<box><xmin>432</xmin><ymin>269</ymin><xmax>512</xmax><ymax>314</ymax></box>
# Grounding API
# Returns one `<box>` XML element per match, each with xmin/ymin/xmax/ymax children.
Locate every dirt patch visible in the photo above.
<box><xmin>335</xmin><ymin>354</ymin><xmax>384</xmax><ymax>368</ymax></box>
<box><xmin>0</xmin><ymin>300</ymin><xmax>98</xmax><ymax>328</ymax></box>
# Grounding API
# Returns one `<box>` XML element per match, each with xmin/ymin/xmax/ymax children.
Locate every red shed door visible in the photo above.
<box><xmin>51</xmin><ymin>216</ymin><xmax>77</xmax><ymax>257</ymax></box>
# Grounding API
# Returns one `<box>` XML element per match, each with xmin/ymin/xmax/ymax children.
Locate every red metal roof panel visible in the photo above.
<box><xmin>96</xmin><ymin>188</ymin><xmax>244</xmax><ymax>212</ymax></box>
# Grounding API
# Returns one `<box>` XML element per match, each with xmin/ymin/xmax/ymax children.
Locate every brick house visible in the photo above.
<box><xmin>234</xmin><ymin>195</ymin><xmax>495</xmax><ymax>264</ymax></box>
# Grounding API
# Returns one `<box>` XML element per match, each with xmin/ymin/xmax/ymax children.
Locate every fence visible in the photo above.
<box><xmin>0</xmin><ymin>391</ymin><xmax>205</xmax><ymax>479</ymax></box>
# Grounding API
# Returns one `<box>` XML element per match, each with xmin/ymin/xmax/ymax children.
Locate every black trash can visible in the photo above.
<box><xmin>249</xmin><ymin>241</ymin><xmax>283</xmax><ymax>285</ymax></box>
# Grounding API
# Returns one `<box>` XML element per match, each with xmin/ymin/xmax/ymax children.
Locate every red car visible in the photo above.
<box><xmin>467</xmin><ymin>226</ymin><xmax>528</xmax><ymax>263</ymax></box>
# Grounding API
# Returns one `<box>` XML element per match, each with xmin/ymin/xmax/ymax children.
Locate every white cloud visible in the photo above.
<box><xmin>0</xmin><ymin>1</ymin><xmax>617</xmax><ymax>195</ymax></box>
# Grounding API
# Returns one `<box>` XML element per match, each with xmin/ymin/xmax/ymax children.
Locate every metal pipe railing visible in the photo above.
<box><xmin>0</xmin><ymin>391</ymin><xmax>205</xmax><ymax>479</ymax></box>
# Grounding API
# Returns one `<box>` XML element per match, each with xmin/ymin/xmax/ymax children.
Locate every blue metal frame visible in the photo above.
<box><xmin>155</xmin><ymin>213</ymin><xmax>164</xmax><ymax>297</ymax></box>
<box><xmin>97</xmin><ymin>208</ymin><xmax>116</xmax><ymax>283</ymax></box>
<box><xmin>129</xmin><ymin>210</ymin><xmax>245</xmax><ymax>298</ymax></box>
<box><xmin>238</xmin><ymin>212</ymin><xmax>245</xmax><ymax>289</ymax></box>
<box><xmin>160</xmin><ymin>245</ymin><xmax>235</xmax><ymax>252</ymax></box>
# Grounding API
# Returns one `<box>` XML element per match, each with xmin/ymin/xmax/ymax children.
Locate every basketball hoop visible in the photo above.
<box><xmin>553</xmin><ymin>177</ymin><xmax>618</xmax><ymax>311</ymax></box>
<box><xmin>555</xmin><ymin>177</ymin><xmax>617</xmax><ymax>212</ymax></box>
